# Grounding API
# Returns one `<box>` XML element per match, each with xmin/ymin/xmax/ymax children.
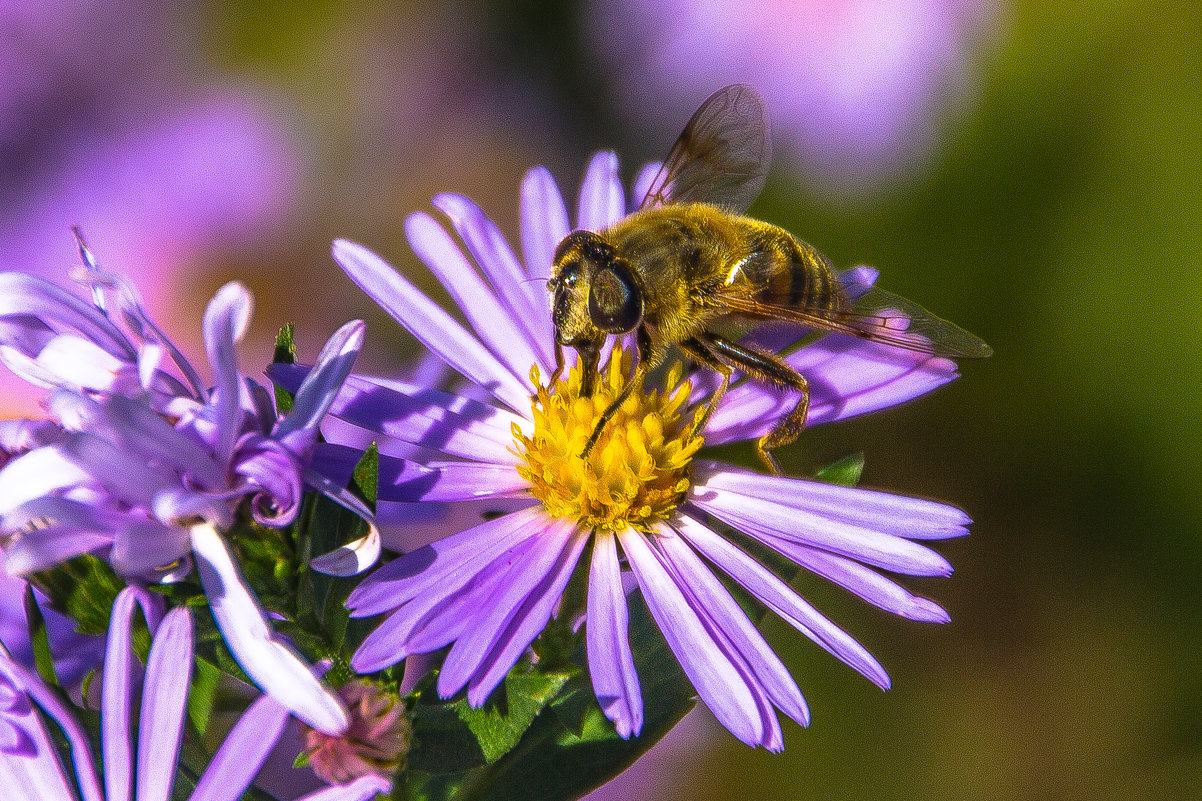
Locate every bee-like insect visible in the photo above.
<box><xmin>548</xmin><ymin>84</ymin><xmax>991</xmax><ymax>473</ymax></box>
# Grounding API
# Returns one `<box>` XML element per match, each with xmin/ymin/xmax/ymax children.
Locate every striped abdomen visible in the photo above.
<box><xmin>744</xmin><ymin>226</ymin><xmax>846</xmax><ymax>316</ymax></box>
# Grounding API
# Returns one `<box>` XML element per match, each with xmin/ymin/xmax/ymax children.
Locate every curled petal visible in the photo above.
<box><xmin>0</xmin><ymin>271</ymin><xmax>134</xmax><ymax>360</ymax></box>
<box><xmin>234</xmin><ymin>435</ymin><xmax>303</xmax><ymax>527</ymax></box>
<box><xmin>310</xmin><ymin>523</ymin><xmax>382</xmax><ymax>578</ymax></box>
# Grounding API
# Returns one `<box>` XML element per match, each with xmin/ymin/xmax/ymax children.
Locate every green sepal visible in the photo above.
<box><xmin>813</xmin><ymin>451</ymin><xmax>865</xmax><ymax>487</ymax></box>
<box><xmin>23</xmin><ymin>585</ymin><xmax>59</xmax><ymax>688</ymax></box>
<box><xmin>352</xmin><ymin>441</ymin><xmax>380</xmax><ymax>507</ymax></box>
<box><xmin>273</xmin><ymin>322</ymin><xmax>297</xmax><ymax>414</ymax></box>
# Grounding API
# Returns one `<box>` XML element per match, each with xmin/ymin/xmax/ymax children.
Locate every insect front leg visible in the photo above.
<box><xmin>577</xmin><ymin>339</ymin><xmax>601</xmax><ymax>397</ymax></box>
<box><xmin>548</xmin><ymin>342</ymin><xmax>566</xmax><ymax>388</ymax></box>
<box><xmin>581</xmin><ymin>328</ymin><xmax>654</xmax><ymax>459</ymax></box>
<box><xmin>704</xmin><ymin>333</ymin><xmax>810</xmax><ymax>475</ymax></box>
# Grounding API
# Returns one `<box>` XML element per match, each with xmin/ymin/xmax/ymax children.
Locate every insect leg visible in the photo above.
<box><xmin>577</xmin><ymin>339</ymin><xmax>601</xmax><ymax>397</ymax></box>
<box><xmin>678</xmin><ymin>335</ymin><xmax>732</xmax><ymax>439</ymax></box>
<box><xmin>703</xmin><ymin>334</ymin><xmax>810</xmax><ymax>475</ymax></box>
<box><xmin>548</xmin><ymin>342</ymin><xmax>565</xmax><ymax>387</ymax></box>
<box><xmin>581</xmin><ymin>328</ymin><xmax>654</xmax><ymax>459</ymax></box>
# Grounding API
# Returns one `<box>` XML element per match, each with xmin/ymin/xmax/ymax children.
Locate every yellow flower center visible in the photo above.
<box><xmin>514</xmin><ymin>347</ymin><xmax>703</xmax><ymax>533</ymax></box>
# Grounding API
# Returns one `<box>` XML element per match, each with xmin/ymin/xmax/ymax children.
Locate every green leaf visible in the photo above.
<box><xmin>813</xmin><ymin>451</ymin><xmax>865</xmax><ymax>487</ymax></box>
<box><xmin>400</xmin><ymin>592</ymin><xmax>696</xmax><ymax>801</ymax></box>
<box><xmin>408</xmin><ymin>667</ymin><xmax>572</xmax><ymax>776</ymax></box>
<box><xmin>460</xmin><ymin>593</ymin><xmax>695</xmax><ymax>801</ymax></box>
<box><xmin>33</xmin><ymin>555</ymin><xmax>125</xmax><ymax>636</ymax></box>
<box><xmin>187</xmin><ymin>656</ymin><xmax>222</xmax><ymax>738</ymax></box>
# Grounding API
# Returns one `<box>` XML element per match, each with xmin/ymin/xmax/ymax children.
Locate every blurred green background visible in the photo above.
<box><xmin>3</xmin><ymin>1</ymin><xmax>1200</xmax><ymax>798</ymax></box>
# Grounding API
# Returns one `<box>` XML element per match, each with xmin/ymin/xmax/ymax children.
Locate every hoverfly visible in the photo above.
<box><xmin>547</xmin><ymin>84</ymin><xmax>991</xmax><ymax>473</ymax></box>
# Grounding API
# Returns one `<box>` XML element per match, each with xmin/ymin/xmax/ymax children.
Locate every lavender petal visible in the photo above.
<box><xmin>786</xmin><ymin>548</ymin><xmax>952</xmax><ymax>623</ymax></box>
<box><xmin>432</xmin><ymin>193</ymin><xmax>555</xmax><ymax>368</ymax></box>
<box><xmin>274</xmin><ymin>319</ymin><xmax>365</xmax><ymax>451</ymax></box>
<box><xmin>674</xmin><ymin>513</ymin><xmax>889</xmax><ymax>688</ymax></box>
<box><xmin>0</xmin><ymin>271</ymin><xmax>134</xmax><ymax>360</ymax></box>
<box><xmin>617</xmin><ymin>527</ymin><xmax>767</xmax><ymax>748</ymax></box>
<box><xmin>201</xmin><ymin>282</ymin><xmax>253</xmax><ymax>467</ymax></box>
<box><xmin>99</xmin><ymin>588</ymin><xmax>165</xmax><ymax>801</ymax></box>
<box><xmin>690</xmin><ymin>481</ymin><xmax>954</xmax><ymax>576</ymax></box>
<box><xmin>577</xmin><ymin>151</ymin><xmax>625</xmax><ymax>231</ymax></box>
<box><xmin>187</xmin><ymin>693</ymin><xmax>290</xmax><ymax>801</ymax></box>
<box><xmin>586</xmin><ymin>530</ymin><xmax>643</xmax><ymax>739</ymax></box>
<box><xmin>136</xmin><ymin>606</ymin><xmax>193</xmax><ymax>801</ymax></box>
<box><xmin>656</xmin><ymin>526</ymin><xmax>809</xmax><ymax>732</ymax></box>
<box><xmin>0</xmin><ymin>656</ymin><xmax>103</xmax><ymax>801</ymax></box>
<box><xmin>406</xmin><ymin>211</ymin><xmax>542</xmax><ymax>387</ymax></box>
<box><xmin>291</xmin><ymin>775</ymin><xmax>395</xmax><ymax>801</ymax></box>
<box><xmin>466</xmin><ymin>522</ymin><xmax>588</xmax><ymax>706</ymax></box>
<box><xmin>347</xmin><ymin>505</ymin><xmax>547</xmax><ymax>617</ymax></box>
<box><xmin>438</xmin><ymin>520</ymin><xmax>576</xmax><ymax>698</ymax></box>
<box><xmin>694</xmin><ymin>463</ymin><xmax>970</xmax><ymax>538</ymax></box>
<box><xmin>379</xmin><ymin>460</ymin><xmax>531</xmax><ymax>503</ymax></box>
<box><xmin>332</xmin><ymin>240</ymin><xmax>531</xmax><ymax>413</ymax></box>
<box><xmin>520</xmin><ymin>166</ymin><xmax>571</xmax><ymax>283</ymax></box>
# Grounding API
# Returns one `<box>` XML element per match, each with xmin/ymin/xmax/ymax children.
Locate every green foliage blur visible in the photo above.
<box><xmin>21</xmin><ymin>0</ymin><xmax>1202</xmax><ymax>797</ymax></box>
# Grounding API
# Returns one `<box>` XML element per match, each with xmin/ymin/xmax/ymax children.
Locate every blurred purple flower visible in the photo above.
<box><xmin>0</xmin><ymin>586</ymin><xmax>391</xmax><ymax>801</ymax></box>
<box><xmin>590</xmin><ymin>0</ymin><xmax>998</xmax><ymax>194</ymax></box>
<box><xmin>0</xmin><ymin>258</ymin><xmax>377</xmax><ymax>734</ymax></box>
<box><xmin>279</xmin><ymin>153</ymin><xmax>971</xmax><ymax>749</ymax></box>
<box><xmin>0</xmin><ymin>3</ymin><xmax>302</xmax><ymax>416</ymax></box>
<box><xmin>0</xmin><ymin>94</ymin><xmax>301</xmax><ymax>310</ymax></box>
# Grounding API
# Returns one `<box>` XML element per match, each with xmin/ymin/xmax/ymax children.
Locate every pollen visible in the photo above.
<box><xmin>514</xmin><ymin>347</ymin><xmax>703</xmax><ymax>533</ymax></box>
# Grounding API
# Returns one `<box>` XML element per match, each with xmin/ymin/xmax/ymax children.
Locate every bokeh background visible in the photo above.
<box><xmin>3</xmin><ymin>1</ymin><xmax>1201</xmax><ymax>798</ymax></box>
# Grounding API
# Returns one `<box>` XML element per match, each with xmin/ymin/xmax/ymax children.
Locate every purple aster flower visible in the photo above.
<box><xmin>303</xmin><ymin>153</ymin><xmax>970</xmax><ymax>750</ymax></box>
<box><xmin>0</xmin><ymin>586</ymin><xmax>392</xmax><ymax>801</ymax></box>
<box><xmin>0</xmin><ymin>253</ymin><xmax>379</xmax><ymax>734</ymax></box>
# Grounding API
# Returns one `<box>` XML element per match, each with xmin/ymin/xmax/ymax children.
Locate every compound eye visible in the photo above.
<box><xmin>588</xmin><ymin>260</ymin><xmax>643</xmax><ymax>333</ymax></box>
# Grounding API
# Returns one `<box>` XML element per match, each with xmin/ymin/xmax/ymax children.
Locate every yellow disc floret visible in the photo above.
<box><xmin>514</xmin><ymin>347</ymin><xmax>703</xmax><ymax>533</ymax></box>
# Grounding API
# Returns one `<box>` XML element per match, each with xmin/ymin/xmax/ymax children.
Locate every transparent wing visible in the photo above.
<box><xmin>638</xmin><ymin>84</ymin><xmax>771</xmax><ymax>214</ymax></box>
<box><xmin>720</xmin><ymin>285</ymin><xmax>992</xmax><ymax>359</ymax></box>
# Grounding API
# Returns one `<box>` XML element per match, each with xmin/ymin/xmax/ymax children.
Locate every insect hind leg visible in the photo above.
<box><xmin>704</xmin><ymin>333</ymin><xmax>810</xmax><ymax>475</ymax></box>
